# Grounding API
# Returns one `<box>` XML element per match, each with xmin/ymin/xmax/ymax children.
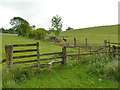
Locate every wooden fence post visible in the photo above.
<box><xmin>74</xmin><ymin>38</ymin><xmax>76</xmax><ymax>46</ymax></box>
<box><xmin>112</xmin><ymin>45</ymin><xmax>116</xmax><ymax>57</ymax></box>
<box><xmin>90</xmin><ymin>46</ymin><xmax>91</xmax><ymax>56</ymax></box>
<box><xmin>118</xmin><ymin>47</ymin><xmax>120</xmax><ymax>61</ymax></box>
<box><xmin>108</xmin><ymin>45</ymin><xmax>111</xmax><ymax>55</ymax></box>
<box><xmin>86</xmin><ymin>38</ymin><xmax>88</xmax><ymax>48</ymax></box>
<box><xmin>5</xmin><ymin>44</ymin><xmax>13</xmax><ymax>70</ymax></box>
<box><xmin>78</xmin><ymin>47</ymin><xmax>80</xmax><ymax>61</ymax></box>
<box><xmin>37</xmin><ymin>40</ymin><xmax>40</xmax><ymax>68</ymax></box>
<box><xmin>62</xmin><ymin>46</ymin><xmax>66</xmax><ymax>65</ymax></box>
<box><xmin>104</xmin><ymin>40</ymin><xmax>107</xmax><ymax>46</ymax></box>
<box><xmin>104</xmin><ymin>40</ymin><xmax>107</xmax><ymax>53</ymax></box>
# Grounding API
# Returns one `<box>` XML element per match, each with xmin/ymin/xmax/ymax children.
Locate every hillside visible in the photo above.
<box><xmin>58</xmin><ymin>25</ymin><xmax>118</xmax><ymax>45</ymax></box>
<box><xmin>1</xmin><ymin>25</ymin><xmax>119</xmax><ymax>88</ymax></box>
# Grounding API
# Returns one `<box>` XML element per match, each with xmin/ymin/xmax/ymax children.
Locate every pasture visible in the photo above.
<box><xmin>1</xmin><ymin>25</ymin><xmax>119</xmax><ymax>88</ymax></box>
<box><xmin>57</xmin><ymin>25</ymin><xmax>118</xmax><ymax>45</ymax></box>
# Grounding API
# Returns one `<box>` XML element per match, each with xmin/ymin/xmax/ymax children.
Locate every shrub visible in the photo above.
<box><xmin>29</xmin><ymin>28</ymin><xmax>46</xmax><ymax>40</ymax></box>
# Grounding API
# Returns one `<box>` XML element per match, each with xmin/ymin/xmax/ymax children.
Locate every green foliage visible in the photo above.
<box><xmin>66</xmin><ymin>27</ymin><xmax>73</xmax><ymax>31</ymax></box>
<box><xmin>0</xmin><ymin>27</ymin><xmax>17</xmax><ymax>34</ymax></box>
<box><xmin>10</xmin><ymin>17</ymin><xmax>31</xmax><ymax>37</ymax></box>
<box><xmin>29</xmin><ymin>28</ymin><xmax>46</xmax><ymax>40</ymax></box>
<box><xmin>2</xmin><ymin>62</ymin><xmax>118</xmax><ymax>88</ymax></box>
<box><xmin>51</xmin><ymin>15</ymin><xmax>63</xmax><ymax>36</ymax></box>
<box><xmin>47</xmin><ymin>28</ymin><xmax>55</xmax><ymax>34</ymax></box>
<box><xmin>81</xmin><ymin>54</ymin><xmax>120</xmax><ymax>81</ymax></box>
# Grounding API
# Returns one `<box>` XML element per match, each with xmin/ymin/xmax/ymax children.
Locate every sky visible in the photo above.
<box><xmin>0</xmin><ymin>0</ymin><xmax>119</xmax><ymax>31</ymax></box>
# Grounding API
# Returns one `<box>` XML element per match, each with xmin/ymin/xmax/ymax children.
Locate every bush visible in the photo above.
<box><xmin>29</xmin><ymin>28</ymin><xmax>46</xmax><ymax>40</ymax></box>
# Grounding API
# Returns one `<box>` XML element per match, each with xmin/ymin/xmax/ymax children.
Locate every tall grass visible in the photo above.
<box><xmin>77</xmin><ymin>54</ymin><xmax>119</xmax><ymax>81</ymax></box>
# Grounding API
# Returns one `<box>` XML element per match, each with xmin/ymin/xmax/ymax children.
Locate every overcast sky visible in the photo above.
<box><xmin>0</xmin><ymin>0</ymin><xmax>119</xmax><ymax>31</ymax></box>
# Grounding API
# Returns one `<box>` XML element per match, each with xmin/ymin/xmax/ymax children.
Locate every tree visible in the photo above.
<box><xmin>31</xmin><ymin>25</ymin><xmax>36</xmax><ymax>30</ymax></box>
<box><xmin>10</xmin><ymin>17</ymin><xmax>30</xmax><ymax>36</ymax></box>
<box><xmin>51</xmin><ymin>15</ymin><xmax>63</xmax><ymax>36</ymax></box>
<box><xmin>29</xmin><ymin>28</ymin><xmax>46</xmax><ymax>40</ymax></box>
<box><xmin>66</xmin><ymin>27</ymin><xmax>73</xmax><ymax>31</ymax></box>
<box><xmin>0</xmin><ymin>27</ymin><xmax>5</xmax><ymax>33</ymax></box>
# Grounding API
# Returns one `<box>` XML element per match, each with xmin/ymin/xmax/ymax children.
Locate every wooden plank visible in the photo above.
<box><xmin>13</xmin><ymin>52</ymin><xmax>62</xmax><ymax>59</ymax></box>
<box><xmin>111</xmin><ymin>43</ymin><xmax>120</xmax><ymax>45</ymax></box>
<box><xmin>39</xmin><ymin>52</ymin><xmax>62</xmax><ymax>56</ymax></box>
<box><xmin>13</xmin><ymin>49</ymin><xmax>37</xmax><ymax>53</ymax></box>
<box><xmin>24</xmin><ymin>61</ymin><xmax>62</xmax><ymax>68</ymax></box>
<box><xmin>67</xmin><ymin>52</ymin><xmax>105</xmax><ymax>56</ymax></box>
<box><xmin>116</xmin><ymin>47</ymin><xmax>120</xmax><ymax>49</ymax></box>
<box><xmin>48</xmin><ymin>60</ymin><xmax>54</xmax><ymax>72</ymax></box>
<box><xmin>67</xmin><ymin>45</ymin><xmax>108</xmax><ymax>48</ymax></box>
<box><xmin>13</xmin><ymin>44</ymin><xmax>37</xmax><ymax>47</ymax></box>
<box><xmin>13</xmin><ymin>54</ymin><xmax>37</xmax><ymax>59</ymax></box>
<box><xmin>13</xmin><ymin>59</ymin><xmax>37</xmax><ymax>64</ymax></box>
<box><xmin>40</xmin><ymin>56</ymin><xmax>62</xmax><ymax>61</ymax></box>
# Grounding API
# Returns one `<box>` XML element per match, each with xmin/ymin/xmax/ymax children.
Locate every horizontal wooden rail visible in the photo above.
<box><xmin>13</xmin><ymin>59</ymin><xmax>37</xmax><ymax>64</ymax></box>
<box><xmin>13</xmin><ymin>44</ymin><xmax>37</xmax><ymax>47</ymax></box>
<box><xmin>67</xmin><ymin>52</ymin><xmax>106</xmax><ymax>57</ymax></box>
<box><xmin>107</xmin><ymin>42</ymin><xmax>120</xmax><ymax>45</ymax></box>
<box><xmin>13</xmin><ymin>52</ymin><xmax>62</xmax><ymax>59</ymax></box>
<box><xmin>24</xmin><ymin>61</ymin><xmax>62</xmax><ymax>68</ymax></box>
<box><xmin>13</xmin><ymin>49</ymin><xmax>37</xmax><ymax>53</ymax></box>
<box><xmin>13</xmin><ymin>54</ymin><xmax>37</xmax><ymax>59</ymax></box>
<box><xmin>39</xmin><ymin>52</ymin><xmax>62</xmax><ymax>56</ymax></box>
<box><xmin>13</xmin><ymin>56</ymin><xmax>62</xmax><ymax>64</ymax></box>
<box><xmin>67</xmin><ymin>45</ymin><xmax>109</xmax><ymax>48</ymax></box>
<box><xmin>40</xmin><ymin>56</ymin><xmax>62</xmax><ymax>61</ymax></box>
<box><xmin>116</xmin><ymin>47</ymin><xmax>120</xmax><ymax>49</ymax></box>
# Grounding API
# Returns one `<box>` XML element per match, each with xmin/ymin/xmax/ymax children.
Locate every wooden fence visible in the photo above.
<box><xmin>1</xmin><ymin>41</ymin><xmax>64</xmax><ymax>70</ymax></box>
<box><xmin>1</xmin><ymin>40</ymin><xmax>120</xmax><ymax>71</ymax></box>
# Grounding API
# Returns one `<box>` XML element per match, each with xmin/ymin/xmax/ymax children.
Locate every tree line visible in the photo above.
<box><xmin>1</xmin><ymin>15</ymin><xmax>74</xmax><ymax>39</ymax></box>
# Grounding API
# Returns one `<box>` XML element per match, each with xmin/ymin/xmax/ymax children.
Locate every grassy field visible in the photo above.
<box><xmin>1</xmin><ymin>25</ymin><xmax>119</xmax><ymax>88</ymax></box>
<box><xmin>55</xmin><ymin>25</ymin><xmax>118</xmax><ymax>45</ymax></box>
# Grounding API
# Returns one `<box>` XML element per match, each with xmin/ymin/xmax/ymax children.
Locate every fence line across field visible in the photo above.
<box><xmin>1</xmin><ymin>40</ymin><xmax>119</xmax><ymax>71</ymax></box>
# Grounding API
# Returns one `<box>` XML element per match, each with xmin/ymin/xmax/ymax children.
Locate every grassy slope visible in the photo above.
<box><xmin>1</xmin><ymin>25</ymin><xmax>119</xmax><ymax>88</ymax></box>
<box><xmin>58</xmin><ymin>25</ymin><xmax>118</xmax><ymax>45</ymax></box>
<box><xmin>3</xmin><ymin>63</ymin><xmax>118</xmax><ymax>88</ymax></box>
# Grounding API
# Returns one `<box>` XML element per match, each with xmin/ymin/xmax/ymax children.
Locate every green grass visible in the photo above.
<box><xmin>2</xmin><ymin>62</ymin><xmax>118</xmax><ymax>88</ymax></box>
<box><xmin>1</xmin><ymin>25</ymin><xmax>119</xmax><ymax>88</ymax></box>
<box><xmin>56</xmin><ymin>25</ymin><xmax>118</xmax><ymax>45</ymax></box>
<box><xmin>1</xmin><ymin>33</ymin><xmax>62</xmax><ymax>71</ymax></box>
